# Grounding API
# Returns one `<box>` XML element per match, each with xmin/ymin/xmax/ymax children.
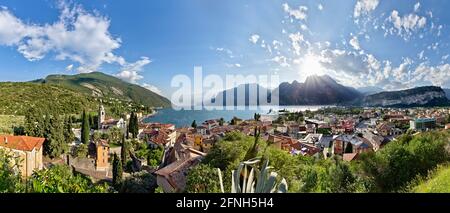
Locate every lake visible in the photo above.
<box><xmin>144</xmin><ymin>105</ymin><xmax>331</xmax><ymax>127</ymax></box>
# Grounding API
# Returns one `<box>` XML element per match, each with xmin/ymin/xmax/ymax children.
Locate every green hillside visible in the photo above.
<box><xmin>413</xmin><ymin>165</ymin><xmax>450</xmax><ymax>193</ymax></box>
<box><xmin>35</xmin><ymin>72</ymin><xmax>170</xmax><ymax>108</ymax></box>
<box><xmin>0</xmin><ymin>82</ymin><xmax>98</xmax><ymax>116</ymax></box>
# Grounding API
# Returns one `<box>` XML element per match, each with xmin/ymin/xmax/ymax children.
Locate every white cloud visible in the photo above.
<box><xmin>271</xmin><ymin>56</ymin><xmax>290</xmax><ymax>67</ymax></box>
<box><xmin>318</xmin><ymin>4</ymin><xmax>323</xmax><ymax>11</ymax></box>
<box><xmin>0</xmin><ymin>2</ymin><xmax>150</xmax><ymax>76</ymax></box>
<box><xmin>418</xmin><ymin>50</ymin><xmax>425</xmax><ymax>60</ymax></box>
<box><xmin>215</xmin><ymin>47</ymin><xmax>234</xmax><ymax>58</ymax></box>
<box><xmin>349</xmin><ymin>36</ymin><xmax>361</xmax><ymax>50</ymax></box>
<box><xmin>141</xmin><ymin>83</ymin><xmax>163</xmax><ymax>96</ymax></box>
<box><xmin>387</xmin><ymin>10</ymin><xmax>427</xmax><ymax>40</ymax></box>
<box><xmin>300</xmin><ymin>24</ymin><xmax>308</xmax><ymax>31</ymax></box>
<box><xmin>289</xmin><ymin>32</ymin><xmax>304</xmax><ymax>55</ymax></box>
<box><xmin>414</xmin><ymin>2</ymin><xmax>420</xmax><ymax>12</ymax></box>
<box><xmin>115</xmin><ymin>57</ymin><xmax>151</xmax><ymax>83</ymax></box>
<box><xmin>354</xmin><ymin>0</ymin><xmax>379</xmax><ymax>18</ymax></box>
<box><xmin>249</xmin><ymin>34</ymin><xmax>260</xmax><ymax>44</ymax></box>
<box><xmin>412</xmin><ymin>63</ymin><xmax>450</xmax><ymax>87</ymax></box>
<box><xmin>66</xmin><ymin>64</ymin><xmax>74</xmax><ymax>71</ymax></box>
<box><xmin>283</xmin><ymin>3</ymin><xmax>308</xmax><ymax>20</ymax></box>
<box><xmin>442</xmin><ymin>55</ymin><xmax>449</xmax><ymax>61</ymax></box>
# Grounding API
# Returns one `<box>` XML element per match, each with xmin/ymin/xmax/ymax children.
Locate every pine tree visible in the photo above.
<box><xmin>121</xmin><ymin>134</ymin><xmax>128</xmax><ymax>167</ymax></box>
<box><xmin>63</xmin><ymin>116</ymin><xmax>75</xmax><ymax>143</ymax></box>
<box><xmin>44</xmin><ymin>115</ymin><xmax>67</xmax><ymax>158</ymax></box>
<box><xmin>112</xmin><ymin>153</ymin><xmax>123</xmax><ymax>188</ymax></box>
<box><xmin>81</xmin><ymin>110</ymin><xmax>90</xmax><ymax>144</ymax></box>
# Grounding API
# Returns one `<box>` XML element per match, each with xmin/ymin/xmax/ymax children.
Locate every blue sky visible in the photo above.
<box><xmin>0</xmin><ymin>0</ymin><xmax>449</xmax><ymax>97</ymax></box>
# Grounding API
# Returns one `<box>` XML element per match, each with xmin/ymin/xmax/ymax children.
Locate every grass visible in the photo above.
<box><xmin>413</xmin><ymin>165</ymin><xmax>450</xmax><ymax>193</ymax></box>
<box><xmin>0</xmin><ymin>115</ymin><xmax>24</xmax><ymax>134</ymax></box>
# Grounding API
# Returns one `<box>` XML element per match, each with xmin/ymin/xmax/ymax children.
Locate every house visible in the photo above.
<box><xmin>148</xmin><ymin>129</ymin><xmax>177</xmax><ymax>148</ymax></box>
<box><xmin>155</xmin><ymin>137</ymin><xmax>206</xmax><ymax>193</ymax></box>
<box><xmin>202</xmin><ymin>119</ymin><xmax>219</xmax><ymax>130</ymax></box>
<box><xmin>290</xmin><ymin>142</ymin><xmax>321</xmax><ymax>156</ymax></box>
<box><xmin>196</xmin><ymin>126</ymin><xmax>208</xmax><ymax>135</ymax></box>
<box><xmin>0</xmin><ymin>135</ymin><xmax>45</xmax><ymax>177</ymax></box>
<box><xmin>409</xmin><ymin>118</ymin><xmax>436</xmax><ymax>131</ymax></box>
<box><xmin>275</xmin><ymin>124</ymin><xmax>288</xmax><ymax>133</ymax></box>
<box><xmin>305</xmin><ymin>124</ymin><xmax>316</xmax><ymax>134</ymax></box>
<box><xmin>362</xmin><ymin>130</ymin><xmax>385</xmax><ymax>151</ymax></box>
<box><xmin>155</xmin><ymin>155</ymin><xmax>203</xmax><ymax>193</ymax></box>
<box><xmin>95</xmin><ymin>139</ymin><xmax>110</xmax><ymax>171</ymax></box>
<box><xmin>101</xmin><ymin>118</ymin><xmax>127</xmax><ymax>130</ymax></box>
<box><xmin>376</xmin><ymin>122</ymin><xmax>396</xmax><ymax>136</ymax></box>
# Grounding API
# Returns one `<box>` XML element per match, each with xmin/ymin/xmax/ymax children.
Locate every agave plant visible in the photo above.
<box><xmin>218</xmin><ymin>157</ymin><xmax>288</xmax><ymax>193</ymax></box>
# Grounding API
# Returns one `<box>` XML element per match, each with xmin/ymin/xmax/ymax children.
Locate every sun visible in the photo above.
<box><xmin>299</xmin><ymin>54</ymin><xmax>325</xmax><ymax>78</ymax></box>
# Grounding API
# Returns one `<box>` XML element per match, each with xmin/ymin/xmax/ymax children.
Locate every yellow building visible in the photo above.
<box><xmin>0</xmin><ymin>135</ymin><xmax>45</xmax><ymax>177</ymax></box>
<box><xmin>95</xmin><ymin>139</ymin><xmax>110</xmax><ymax>171</ymax></box>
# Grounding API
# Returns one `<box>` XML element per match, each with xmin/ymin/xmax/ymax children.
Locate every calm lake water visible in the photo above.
<box><xmin>144</xmin><ymin>105</ymin><xmax>331</xmax><ymax>127</ymax></box>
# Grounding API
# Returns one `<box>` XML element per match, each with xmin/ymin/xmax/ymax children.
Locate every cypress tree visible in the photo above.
<box><xmin>191</xmin><ymin>120</ymin><xmax>197</xmax><ymax>128</ymax></box>
<box><xmin>121</xmin><ymin>134</ymin><xmax>128</xmax><ymax>167</ymax></box>
<box><xmin>133</xmin><ymin>113</ymin><xmax>139</xmax><ymax>138</ymax></box>
<box><xmin>112</xmin><ymin>153</ymin><xmax>123</xmax><ymax>188</ymax></box>
<box><xmin>81</xmin><ymin>110</ymin><xmax>90</xmax><ymax>144</ymax></box>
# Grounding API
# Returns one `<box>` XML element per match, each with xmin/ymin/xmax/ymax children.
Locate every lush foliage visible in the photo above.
<box><xmin>29</xmin><ymin>165</ymin><xmax>108</xmax><ymax>193</ymax></box>
<box><xmin>411</xmin><ymin>164</ymin><xmax>450</xmax><ymax>193</ymax></box>
<box><xmin>147</xmin><ymin>145</ymin><xmax>164</xmax><ymax>167</ymax></box>
<box><xmin>0</xmin><ymin>150</ymin><xmax>24</xmax><ymax>192</ymax></box>
<box><xmin>185</xmin><ymin>164</ymin><xmax>222</xmax><ymax>193</ymax></box>
<box><xmin>355</xmin><ymin>131</ymin><xmax>449</xmax><ymax>192</ymax></box>
<box><xmin>120</xmin><ymin>171</ymin><xmax>157</xmax><ymax>193</ymax></box>
<box><xmin>72</xmin><ymin>144</ymin><xmax>88</xmax><ymax>158</ymax></box>
<box><xmin>24</xmin><ymin>108</ymin><xmax>70</xmax><ymax>158</ymax></box>
<box><xmin>0</xmin><ymin>115</ymin><xmax>24</xmax><ymax>135</ymax></box>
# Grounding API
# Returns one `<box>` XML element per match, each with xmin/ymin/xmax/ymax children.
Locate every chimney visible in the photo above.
<box><xmin>4</xmin><ymin>136</ymin><xmax>7</xmax><ymax>144</ymax></box>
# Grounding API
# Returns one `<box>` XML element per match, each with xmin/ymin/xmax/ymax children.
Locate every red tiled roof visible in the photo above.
<box><xmin>0</xmin><ymin>135</ymin><xmax>45</xmax><ymax>152</ymax></box>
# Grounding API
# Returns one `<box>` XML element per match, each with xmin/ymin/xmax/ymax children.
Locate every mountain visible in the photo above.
<box><xmin>213</xmin><ymin>75</ymin><xmax>363</xmax><ymax>106</ymax></box>
<box><xmin>444</xmin><ymin>88</ymin><xmax>450</xmax><ymax>100</ymax></box>
<box><xmin>357</xmin><ymin>86</ymin><xmax>384</xmax><ymax>96</ymax></box>
<box><xmin>0</xmin><ymin>82</ymin><xmax>98</xmax><ymax>115</ymax></box>
<box><xmin>275</xmin><ymin>75</ymin><xmax>363</xmax><ymax>105</ymax></box>
<box><xmin>363</xmin><ymin>86</ymin><xmax>449</xmax><ymax>107</ymax></box>
<box><xmin>211</xmin><ymin>83</ymin><xmax>271</xmax><ymax>106</ymax></box>
<box><xmin>34</xmin><ymin>72</ymin><xmax>171</xmax><ymax>108</ymax></box>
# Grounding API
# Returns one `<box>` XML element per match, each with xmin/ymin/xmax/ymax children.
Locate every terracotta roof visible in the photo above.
<box><xmin>343</xmin><ymin>153</ymin><xmax>359</xmax><ymax>162</ymax></box>
<box><xmin>0</xmin><ymin>135</ymin><xmax>45</xmax><ymax>152</ymax></box>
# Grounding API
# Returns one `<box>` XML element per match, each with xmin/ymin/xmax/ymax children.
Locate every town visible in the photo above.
<box><xmin>1</xmin><ymin>102</ymin><xmax>449</xmax><ymax>193</ymax></box>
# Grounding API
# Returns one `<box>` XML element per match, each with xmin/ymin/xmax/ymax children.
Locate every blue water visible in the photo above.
<box><xmin>144</xmin><ymin>106</ymin><xmax>329</xmax><ymax>127</ymax></box>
